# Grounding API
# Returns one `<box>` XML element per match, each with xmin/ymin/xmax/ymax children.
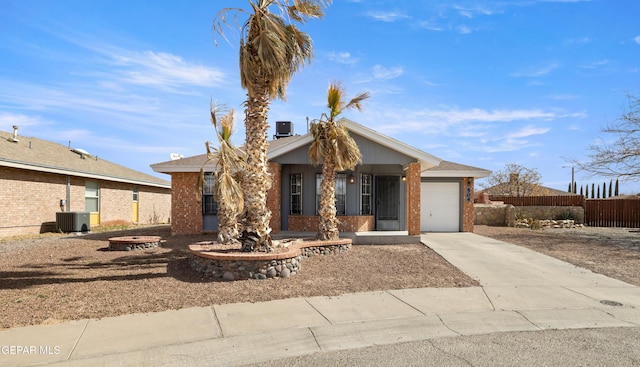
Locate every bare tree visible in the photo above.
<box><xmin>479</xmin><ymin>163</ymin><xmax>549</xmax><ymax>196</ymax></box>
<box><xmin>574</xmin><ymin>94</ymin><xmax>640</xmax><ymax>181</ymax></box>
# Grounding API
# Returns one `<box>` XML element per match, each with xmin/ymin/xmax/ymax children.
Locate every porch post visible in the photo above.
<box><xmin>406</xmin><ymin>162</ymin><xmax>421</xmax><ymax>235</ymax></box>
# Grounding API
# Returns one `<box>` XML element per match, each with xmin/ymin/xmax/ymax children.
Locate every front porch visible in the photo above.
<box><xmin>272</xmin><ymin>230</ymin><xmax>421</xmax><ymax>245</ymax></box>
<box><xmin>287</xmin><ymin>215</ymin><xmax>375</xmax><ymax>232</ymax></box>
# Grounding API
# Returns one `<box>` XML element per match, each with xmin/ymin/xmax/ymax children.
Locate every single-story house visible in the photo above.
<box><xmin>151</xmin><ymin>119</ymin><xmax>490</xmax><ymax>236</ymax></box>
<box><xmin>0</xmin><ymin>127</ymin><xmax>171</xmax><ymax>237</ymax></box>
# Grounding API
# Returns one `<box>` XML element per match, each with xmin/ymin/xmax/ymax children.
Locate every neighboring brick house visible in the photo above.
<box><xmin>0</xmin><ymin>127</ymin><xmax>171</xmax><ymax>237</ymax></box>
<box><xmin>152</xmin><ymin>119</ymin><xmax>490</xmax><ymax>236</ymax></box>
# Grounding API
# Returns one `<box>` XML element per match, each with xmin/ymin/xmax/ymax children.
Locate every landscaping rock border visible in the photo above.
<box><xmin>188</xmin><ymin>239</ymin><xmax>352</xmax><ymax>281</ymax></box>
<box><xmin>108</xmin><ymin>236</ymin><xmax>163</xmax><ymax>251</ymax></box>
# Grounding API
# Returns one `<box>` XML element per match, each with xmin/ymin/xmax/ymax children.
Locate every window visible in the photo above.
<box><xmin>202</xmin><ymin>173</ymin><xmax>218</xmax><ymax>215</ymax></box>
<box><xmin>85</xmin><ymin>181</ymin><xmax>99</xmax><ymax>212</ymax></box>
<box><xmin>316</xmin><ymin>173</ymin><xmax>347</xmax><ymax>216</ymax></box>
<box><xmin>133</xmin><ymin>187</ymin><xmax>139</xmax><ymax>201</ymax></box>
<box><xmin>290</xmin><ymin>174</ymin><xmax>302</xmax><ymax>214</ymax></box>
<box><xmin>361</xmin><ymin>174</ymin><xmax>372</xmax><ymax>215</ymax></box>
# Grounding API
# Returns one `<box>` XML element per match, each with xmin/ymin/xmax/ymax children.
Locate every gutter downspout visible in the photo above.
<box><xmin>66</xmin><ymin>176</ymin><xmax>71</xmax><ymax>212</ymax></box>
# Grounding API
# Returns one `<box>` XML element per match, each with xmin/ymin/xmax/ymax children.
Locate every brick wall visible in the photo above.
<box><xmin>0</xmin><ymin>166</ymin><xmax>171</xmax><ymax>237</ymax></box>
<box><xmin>138</xmin><ymin>187</ymin><xmax>172</xmax><ymax>224</ymax></box>
<box><xmin>288</xmin><ymin>215</ymin><xmax>374</xmax><ymax>232</ymax></box>
<box><xmin>100</xmin><ymin>182</ymin><xmax>132</xmax><ymax>223</ymax></box>
<box><xmin>170</xmin><ymin>172</ymin><xmax>202</xmax><ymax>235</ymax></box>
<box><xmin>266</xmin><ymin>162</ymin><xmax>281</xmax><ymax>234</ymax></box>
<box><xmin>405</xmin><ymin>162</ymin><xmax>421</xmax><ymax>235</ymax></box>
<box><xmin>0</xmin><ymin>167</ymin><xmax>67</xmax><ymax>237</ymax></box>
<box><xmin>462</xmin><ymin>177</ymin><xmax>474</xmax><ymax>232</ymax></box>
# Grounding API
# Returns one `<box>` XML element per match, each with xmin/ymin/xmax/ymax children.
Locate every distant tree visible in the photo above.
<box><xmin>573</xmin><ymin>182</ymin><xmax>577</xmax><ymax>194</ymax></box>
<box><xmin>609</xmin><ymin>179</ymin><xmax>613</xmax><ymax>197</ymax></box>
<box><xmin>567</xmin><ymin>182</ymin><xmax>572</xmax><ymax>193</ymax></box>
<box><xmin>573</xmin><ymin>94</ymin><xmax>640</xmax><ymax>181</ymax></box>
<box><xmin>585</xmin><ymin>184</ymin><xmax>589</xmax><ymax>198</ymax></box>
<box><xmin>592</xmin><ymin>183</ymin><xmax>595</xmax><ymax>198</ymax></box>
<box><xmin>615</xmin><ymin>178</ymin><xmax>619</xmax><ymax>196</ymax></box>
<box><xmin>480</xmin><ymin>163</ymin><xmax>548</xmax><ymax>196</ymax></box>
<box><xmin>597</xmin><ymin>185</ymin><xmax>601</xmax><ymax>198</ymax></box>
<box><xmin>580</xmin><ymin>186</ymin><xmax>583</xmax><ymax>196</ymax></box>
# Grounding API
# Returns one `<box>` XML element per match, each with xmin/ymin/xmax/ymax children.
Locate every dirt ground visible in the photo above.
<box><xmin>0</xmin><ymin>225</ymin><xmax>475</xmax><ymax>329</ymax></box>
<box><xmin>1</xmin><ymin>224</ymin><xmax>639</xmax><ymax>330</ymax></box>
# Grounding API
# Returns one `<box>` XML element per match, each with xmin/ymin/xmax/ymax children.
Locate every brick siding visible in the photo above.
<box><xmin>288</xmin><ymin>215</ymin><xmax>374</xmax><ymax>232</ymax></box>
<box><xmin>0</xmin><ymin>166</ymin><xmax>170</xmax><ymax>237</ymax></box>
<box><xmin>406</xmin><ymin>162</ymin><xmax>421</xmax><ymax>235</ymax></box>
<box><xmin>170</xmin><ymin>172</ymin><xmax>202</xmax><ymax>235</ymax></box>
<box><xmin>462</xmin><ymin>177</ymin><xmax>474</xmax><ymax>232</ymax></box>
<box><xmin>266</xmin><ymin>162</ymin><xmax>281</xmax><ymax>234</ymax></box>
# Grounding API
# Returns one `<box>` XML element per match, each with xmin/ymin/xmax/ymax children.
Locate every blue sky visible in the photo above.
<box><xmin>2</xmin><ymin>0</ymin><xmax>639</xmax><ymax>194</ymax></box>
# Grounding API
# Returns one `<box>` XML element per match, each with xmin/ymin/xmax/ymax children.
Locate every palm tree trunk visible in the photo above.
<box><xmin>317</xmin><ymin>154</ymin><xmax>339</xmax><ymax>241</ymax></box>
<box><xmin>240</xmin><ymin>81</ymin><xmax>273</xmax><ymax>252</ymax></box>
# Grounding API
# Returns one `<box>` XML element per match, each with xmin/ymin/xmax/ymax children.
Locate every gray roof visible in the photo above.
<box><xmin>0</xmin><ymin>130</ymin><xmax>170</xmax><ymax>188</ymax></box>
<box><xmin>151</xmin><ymin>134</ymin><xmax>307</xmax><ymax>173</ymax></box>
<box><xmin>422</xmin><ymin>160</ymin><xmax>491</xmax><ymax>179</ymax></box>
<box><xmin>152</xmin><ymin>119</ymin><xmax>491</xmax><ymax>179</ymax></box>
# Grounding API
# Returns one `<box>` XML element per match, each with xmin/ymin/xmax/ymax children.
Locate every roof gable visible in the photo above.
<box><xmin>152</xmin><ymin>118</ymin><xmax>490</xmax><ymax>178</ymax></box>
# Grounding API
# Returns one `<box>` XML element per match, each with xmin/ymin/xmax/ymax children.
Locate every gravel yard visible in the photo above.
<box><xmin>0</xmin><ymin>225</ymin><xmax>475</xmax><ymax>329</ymax></box>
<box><xmin>2</xmin><ymin>224</ymin><xmax>639</xmax><ymax>330</ymax></box>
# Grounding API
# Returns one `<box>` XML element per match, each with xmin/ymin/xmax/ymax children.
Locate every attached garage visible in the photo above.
<box><xmin>421</xmin><ymin>181</ymin><xmax>461</xmax><ymax>232</ymax></box>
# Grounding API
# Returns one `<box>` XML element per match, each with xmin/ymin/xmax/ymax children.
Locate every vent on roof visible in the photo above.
<box><xmin>71</xmin><ymin>148</ymin><xmax>91</xmax><ymax>159</ymax></box>
<box><xmin>8</xmin><ymin>125</ymin><xmax>19</xmax><ymax>143</ymax></box>
<box><xmin>274</xmin><ymin>121</ymin><xmax>293</xmax><ymax>139</ymax></box>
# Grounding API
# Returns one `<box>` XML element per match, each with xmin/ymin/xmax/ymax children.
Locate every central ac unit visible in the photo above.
<box><xmin>56</xmin><ymin>212</ymin><xmax>90</xmax><ymax>232</ymax></box>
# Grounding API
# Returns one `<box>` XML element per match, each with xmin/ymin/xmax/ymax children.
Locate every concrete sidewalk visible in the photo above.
<box><xmin>2</xmin><ymin>233</ymin><xmax>640</xmax><ymax>367</ymax></box>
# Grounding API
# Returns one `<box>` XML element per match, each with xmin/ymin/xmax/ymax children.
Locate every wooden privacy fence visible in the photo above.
<box><xmin>584</xmin><ymin>199</ymin><xmax>640</xmax><ymax>228</ymax></box>
<box><xmin>488</xmin><ymin>195</ymin><xmax>640</xmax><ymax>228</ymax></box>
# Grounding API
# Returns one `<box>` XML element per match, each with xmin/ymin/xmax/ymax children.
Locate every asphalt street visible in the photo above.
<box><xmin>243</xmin><ymin>327</ymin><xmax>640</xmax><ymax>367</ymax></box>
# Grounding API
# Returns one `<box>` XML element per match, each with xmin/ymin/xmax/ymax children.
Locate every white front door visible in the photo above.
<box><xmin>421</xmin><ymin>182</ymin><xmax>460</xmax><ymax>232</ymax></box>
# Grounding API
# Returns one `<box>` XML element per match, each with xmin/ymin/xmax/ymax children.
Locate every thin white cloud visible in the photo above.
<box><xmin>504</xmin><ymin>125</ymin><xmax>550</xmax><ymax>139</ymax></box>
<box><xmin>0</xmin><ymin>112</ymin><xmax>46</xmax><ymax>128</ymax></box>
<box><xmin>547</xmin><ymin>93</ymin><xmax>580</xmax><ymax>100</ymax></box>
<box><xmin>511</xmin><ymin>63</ymin><xmax>559</xmax><ymax>77</ymax></box>
<box><xmin>635</xmin><ymin>36</ymin><xmax>640</xmax><ymax>44</ymax></box>
<box><xmin>327</xmin><ymin>51</ymin><xmax>359</xmax><ymax>65</ymax></box>
<box><xmin>371</xmin><ymin>65</ymin><xmax>404</xmax><ymax>80</ymax></box>
<box><xmin>457</xmin><ymin>25</ymin><xmax>473</xmax><ymax>34</ymax></box>
<box><xmin>579</xmin><ymin>59</ymin><xmax>610</xmax><ymax>69</ymax></box>
<box><xmin>451</xmin><ymin>4</ymin><xmax>498</xmax><ymax>18</ymax></box>
<box><xmin>370</xmin><ymin>107</ymin><xmax>557</xmax><ymax>137</ymax></box>
<box><xmin>566</xmin><ymin>36</ymin><xmax>590</xmax><ymax>44</ymax></box>
<box><xmin>365</xmin><ymin>11</ymin><xmax>409</xmax><ymax>22</ymax></box>
<box><xmin>426</xmin><ymin>107</ymin><xmax>555</xmax><ymax>124</ymax></box>
<box><xmin>108</xmin><ymin>50</ymin><xmax>226</xmax><ymax>90</ymax></box>
<box><xmin>418</xmin><ymin>21</ymin><xmax>443</xmax><ymax>31</ymax></box>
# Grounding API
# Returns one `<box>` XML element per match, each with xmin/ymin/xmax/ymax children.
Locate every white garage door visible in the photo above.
<box><xmin>421</xmin><ymin>182</ymin><xmax>460</xmax><ymax>232</ymax></box>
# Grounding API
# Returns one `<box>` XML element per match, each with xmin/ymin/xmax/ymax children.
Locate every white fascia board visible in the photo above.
<box><xmin>1</xmin><ymin>160</ymin><xmax>171</xmax><ymax>189</ymax></box>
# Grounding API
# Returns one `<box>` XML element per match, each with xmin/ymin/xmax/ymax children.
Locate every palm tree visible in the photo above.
<box><xmin>199</xmin><ymin>105</ymin><xmax>245</xmax><ymax>245</ymax></box>
<box><xmin>215</xmin><ymin>0</ymin><xmax>330</xmax><ymax>252</ymax></box>
<box><xmin>309</xmin><ymin>82</ymin><xmax>369</xmax><ymax>241</ymax></box>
